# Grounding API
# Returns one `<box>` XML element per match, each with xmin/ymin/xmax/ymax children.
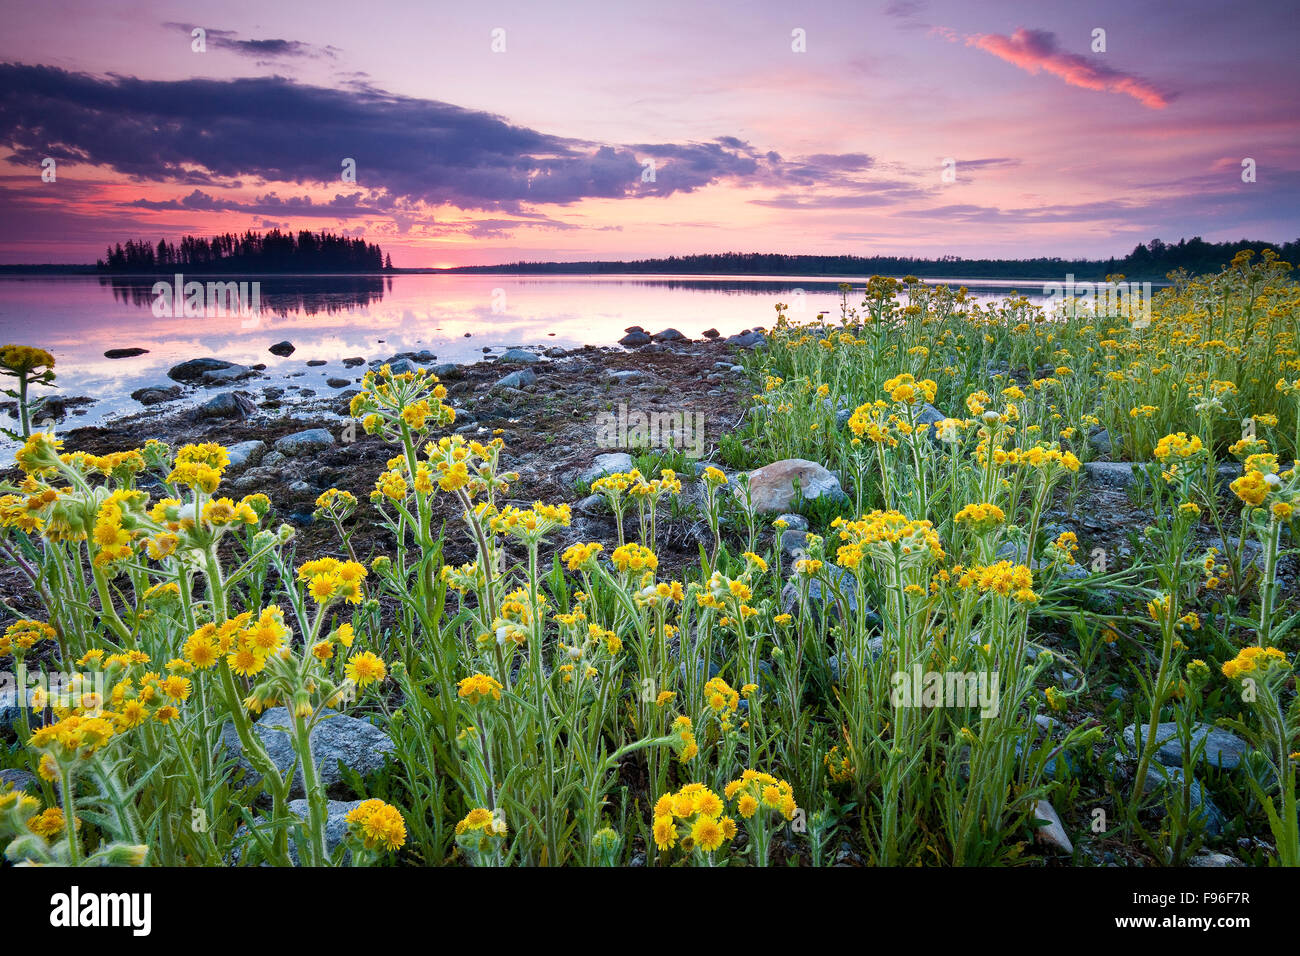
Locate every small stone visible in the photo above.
<box><xmin>607</xmin><ymin>369</ymin><xmax>651</xmax><ymax>383</ymax></box>
<box><xmin>326</xmin><ymin>377</ymin><xmax>351</xmax><ymax>388</ymax></box>
<box><xmin>580</xmin><ymin>452</ymin><xmax>634</xmax><ymax>484</ymax></box>
<box><xmin>199</xmin><ymin>391</ymin><xmax>257</xmax><ymax>419</ymax></box>
<box><xmin>725</xmin><ymin>330</ymin><xmax>766</xmax><ymax>348</ymax></box>
<box><xmin>104</xmin><ymin>347</ymin><xmax>148</xmax><ymax>359</ymax></box>
<box><xmin>1188</xmin><ymin>851</ymin><xmax>1243</xmax><ymax>868</ymax></box>
<box><xmin>495</xmin><ymin>369</ymin><xmax>536</xmax><ymax>390</ymax></box>
<box><xmin>268</xmin><ymin>341</ymin><xmax>296</xmax><ymax>357</ymax></box>
<box><xmin>776</xmin><ymin>513</ymin><xmax>808</xmax><ymax>531</ymax></box>
<box><xmin>701</xmin><ymin>328</ymin><xmax>720</xmax><ymax>339</ymax></box>
<box><xmin>131</xmin><ymin>385</ymin><xmax>182</xmax><ymax>406</ymax></box>
<box><xmin>499</xmin><ymin>348</ymin><xmax>541</xmax><ymax>364</ymax></box>
<box><xmin>387</xmin><ymin>358</ymin><xmax>418</xmax><ymax>375</ymax></box>
<box><xmin>431</xmin><ymin>363</ymin><xmax>462</xmax><ymax>379</ymax></box>
<box><xmin>651</xmin><ymin>328</ymin><xmax>686</xmax><ymax>342</ymax></box>
<box><xmin>619</xmin><ymin>331</ymin><xmax>652</xmax><ymax>346</ymax></box>
<box><xmin>0</xmin><ymin>768</ymin><xmax>38</xmax><ymax>793</ymax></box>
<box><xmin>341</xmin><ymin>356</ymin><xmax>365</xmax><ymax>368</ymax></box>
<box><xmin>1031</xmin><ymin>799</ymin><xmax>1073</xmax><ymax>854</ymax></box>
<box><xmin>306</xmin><ymin>359</ymin><xmax>328</xmax><ymax>367</ymax></box>
<box><xmin>274</xmin><ymin>428</ymin><xmax>336</xmax><ymax>456</ymax></box>
<box><xmin>225</xmin><ymin>440</ymin><xmax>267</xmax><ymax>470</ymax></box>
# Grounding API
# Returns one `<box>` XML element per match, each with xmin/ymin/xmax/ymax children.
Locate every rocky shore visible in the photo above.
<box><xmin>1</xmin><ymin>332</ymin><xmax>766</xmax><ymax>592</ymax></box>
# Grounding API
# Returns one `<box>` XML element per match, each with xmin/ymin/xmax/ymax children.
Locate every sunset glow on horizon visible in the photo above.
<box><xmin>1</xmin><ymin>0</ymin><xmax>1296</xmax><ymax>266</ymax></box>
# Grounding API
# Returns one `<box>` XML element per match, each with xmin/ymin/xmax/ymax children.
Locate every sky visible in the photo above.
<box><xmin>0</xmin><ymin>0</ymin><xmax>1296</xmax><ymax>266</ymax></box>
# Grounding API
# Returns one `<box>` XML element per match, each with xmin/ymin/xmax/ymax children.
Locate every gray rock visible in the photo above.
<box><xmin>619</xmin><ymin>331</ymin><xmax>652</xmax><ymax>346</ymax></box>
<box><xmin>199</xmin><ymin>391</ymin><xmax>257</xmax><ymax>419</ymax></box>
<box><xmin>225</xmin><ymin>440</ymin><xmax>268</xmax><ymax>470</ymax></box>
<box><xmin>326</xmin><ymin>377</ymin><xmax>351</xmax><ymax>389</ymax></box>
<box><xmin>1188</xmin><ymin>852</ymin><xmax>1243</xmax><ymax>867</ymax></box>
<box><xmin>104</xmin><ymin>347</ymin><xmax>149</xmax><ymax>359</ymax></box>
<box><xmin>1123</xmin><ymin>721</ymin><xmax>1251</xmax><ymax>771</ymax></box>
<box><xmin>268</xmin><ymin>341</ymin><xmax>296</xmax><ymax>357</ymax></box>
<box><xmin>780</xmin><ymin>529</ymin><xmax>809</xmax><ymax>555</ymax></box>
<box><xmin>168</xmin><ymin>357</ymin><xmax>236</xmax><ymax>383</ymax></box>
<box><xmin>0</xmin><ymin>768</ymin><xmax>38</xmax><ymax>793</ymax></box>
<box><xmin>341</xmin><ymin>357</ymin><xmax>366</xmax><ymax>368</ymax></box>
<box><xmin>1031</xmin><ymin>799</ymin><xmax>1073</xmax><ymax>854</ymax></box>
<box><xmin>233</xmin><ymin>798</ymin><xmax>365</xmax><ymax>865</ymax></box>
<box><xmin>495</xmin><ymin>368</ymin><xmax>537</xmax><ymax>390</ymax></box>
<box><xmin>742</xmin><ymin>458</ymin><xmax>844</xmax><ymax>513</ymax></box>
<box><xmin>781</xmin><ymin>563</ymin><xmax>871</xmax><ymax>627</ymax></box>
<box><xmin>607</xmin><ymin>369</ymin><xmax>651</xmax><ymax>383</ymax></box>
<box><xmin>499</xmin><ymin>348</ymin><xmax>541</xmax><ymax>364</ymax></box>
<box><xmin>431</xmin><ymin>363</ymin><xmax>462</xmax><ymax>379</ymax></box>
<box><xmin>996</xmin><ymin>541</ymin><xmax>1089</xmax><ymax>581</ymax></box>
<box><xmin>1141</xmin><ymin>764</ymin><xmax>1225</xmax><ymax>836</ymax></box>
<box><xmin>701</xmin><ymin>328</ymin><xmax>720</xmax><ymax>339</ymax></box>
<box><xmin>577</xmin><ymin>494</ymin><xmax>609</xmax><ymax>516</ymax></box>
<box><xmin>274</xmin><ymin>428</ymin><xmax>336</xmax><ymax>456</ymax></box>
<box><xmin>202</xmin><ymin>364</ymin><xmax>254</xmax><ymax>385</ymax></box>
<box><xmin>651</xmin><ymin>328</ymin><xmax>686</xmax><ymax>342</ymax></box>
<box><xmin>1084</xmin><ymin>461</ymin><xmax>1144</xmax><ymax>488</ymax></box>
<box><xmin>776</xmin><ymin>513</ymin><xmax>808</xmax><ymax>532</ymax></box>
<box><xmin>580</xmin><ymin>452</ymin><xmax>634</xmax><ymax>484</ymax></box>
<box><xmin>306</xmin><ymin>359</ymin><xmax>328</xmax><ymax>368</ymax></box>
<box><xmin>1089</xmin><ymin>427</ymin><xmax>1112</xmax><ymax>458</ymax></box>
<box><xmin>725</xmin><ymin>330</ymin><xmax>766</xmax><ymax>348</ymax></box>
<box><xmin>131</xmin><ymin>385</ymin><xmax>182</xmax><ymax>406</ymax></box>
<box><xmin>386</xmin><ymin>358</ymin><xmax>418</xmax><ymax>375</ymax></box>
<box><xmin>219</xmin><ymin>708</ymin><xmax>395</xmax><ymax>799</ymax></box>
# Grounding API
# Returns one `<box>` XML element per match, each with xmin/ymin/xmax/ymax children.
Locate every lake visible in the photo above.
<box><xmin>0</xmin><ymin>273</ymin><xmax>1064</xmax><ymax>440</ymax></box>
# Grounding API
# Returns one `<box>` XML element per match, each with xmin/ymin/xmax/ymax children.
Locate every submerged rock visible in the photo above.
<box><xmin>104</xmin><ymin>347</ymin><xmax>149</xmax><ymax>359</ymax></box>
<box><xmin>168</xmin><ymin>357</ymin><xmax>236</xmax><ymax>383</ymax></box>
<box><xmin>131</xmin><ymin>385</ymin><xmax>182</xmax><ymax>406</ymax></box>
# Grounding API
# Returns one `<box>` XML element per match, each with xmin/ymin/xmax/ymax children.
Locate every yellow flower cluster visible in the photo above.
<box><xmin>652</xmin><ymin>783</ymin><xmax>736</xmax><ymax>853</ymax></box>
<box><xmin>1221</xmin><ymin>645</ymin><xmax>1289</xmax><ymax>680</ymax></box>
<box><xmin>950</xmin><ymin>561</ymin><xmax>1038</xmax><ymax>603</ymax></box>
<box><xmin>297</xmin><ymin>557</ymin><xmax>367</xmax><ymax>605</ymax></box>
<box><xmin>725</xmin><ymin>769</ymin><xmax>799</xmax><ymax>821</ymax></box>
<box><xmin>953</xmin><ymin>502</ymin><xmax>1006</xmax><ymax>533</ymax></box>
<box><xmin>345</xmin><ymin>799</ymin><xmax>407</xmax><ymax>851</ymax></box>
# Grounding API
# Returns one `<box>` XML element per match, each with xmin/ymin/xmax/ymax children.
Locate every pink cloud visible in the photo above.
<box><xmin>968</xmin><ymin>28</ymin><xmax>1171</xmax><ymax>110</ymax></box>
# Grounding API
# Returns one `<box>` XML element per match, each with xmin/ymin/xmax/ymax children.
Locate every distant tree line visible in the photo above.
<box><xmin>96</xmin><ymin>229</ymin><xmax>390</xmax><ymax>273</ymax></box>
<box><xmin>441</xmin><ymin>237</ymin><xmax>1300</xmax><ymax>281</ymax></box>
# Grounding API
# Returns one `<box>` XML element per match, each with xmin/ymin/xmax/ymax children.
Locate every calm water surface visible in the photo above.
<box><xmin>0</xmin><ymin>273</ymin><xmax>1058</xmax><ymax>441</ymax></box>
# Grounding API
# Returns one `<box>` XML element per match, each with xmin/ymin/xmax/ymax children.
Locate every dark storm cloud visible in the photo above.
<box><xmin>0</xmin><ymin>64</ymin><xmax>878</xmax><ymax>212</ymax></box>
<box><xmin>162</xmin><ymin>23</ymin><xmax>336</xmax><ymax>60</ymax></box>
